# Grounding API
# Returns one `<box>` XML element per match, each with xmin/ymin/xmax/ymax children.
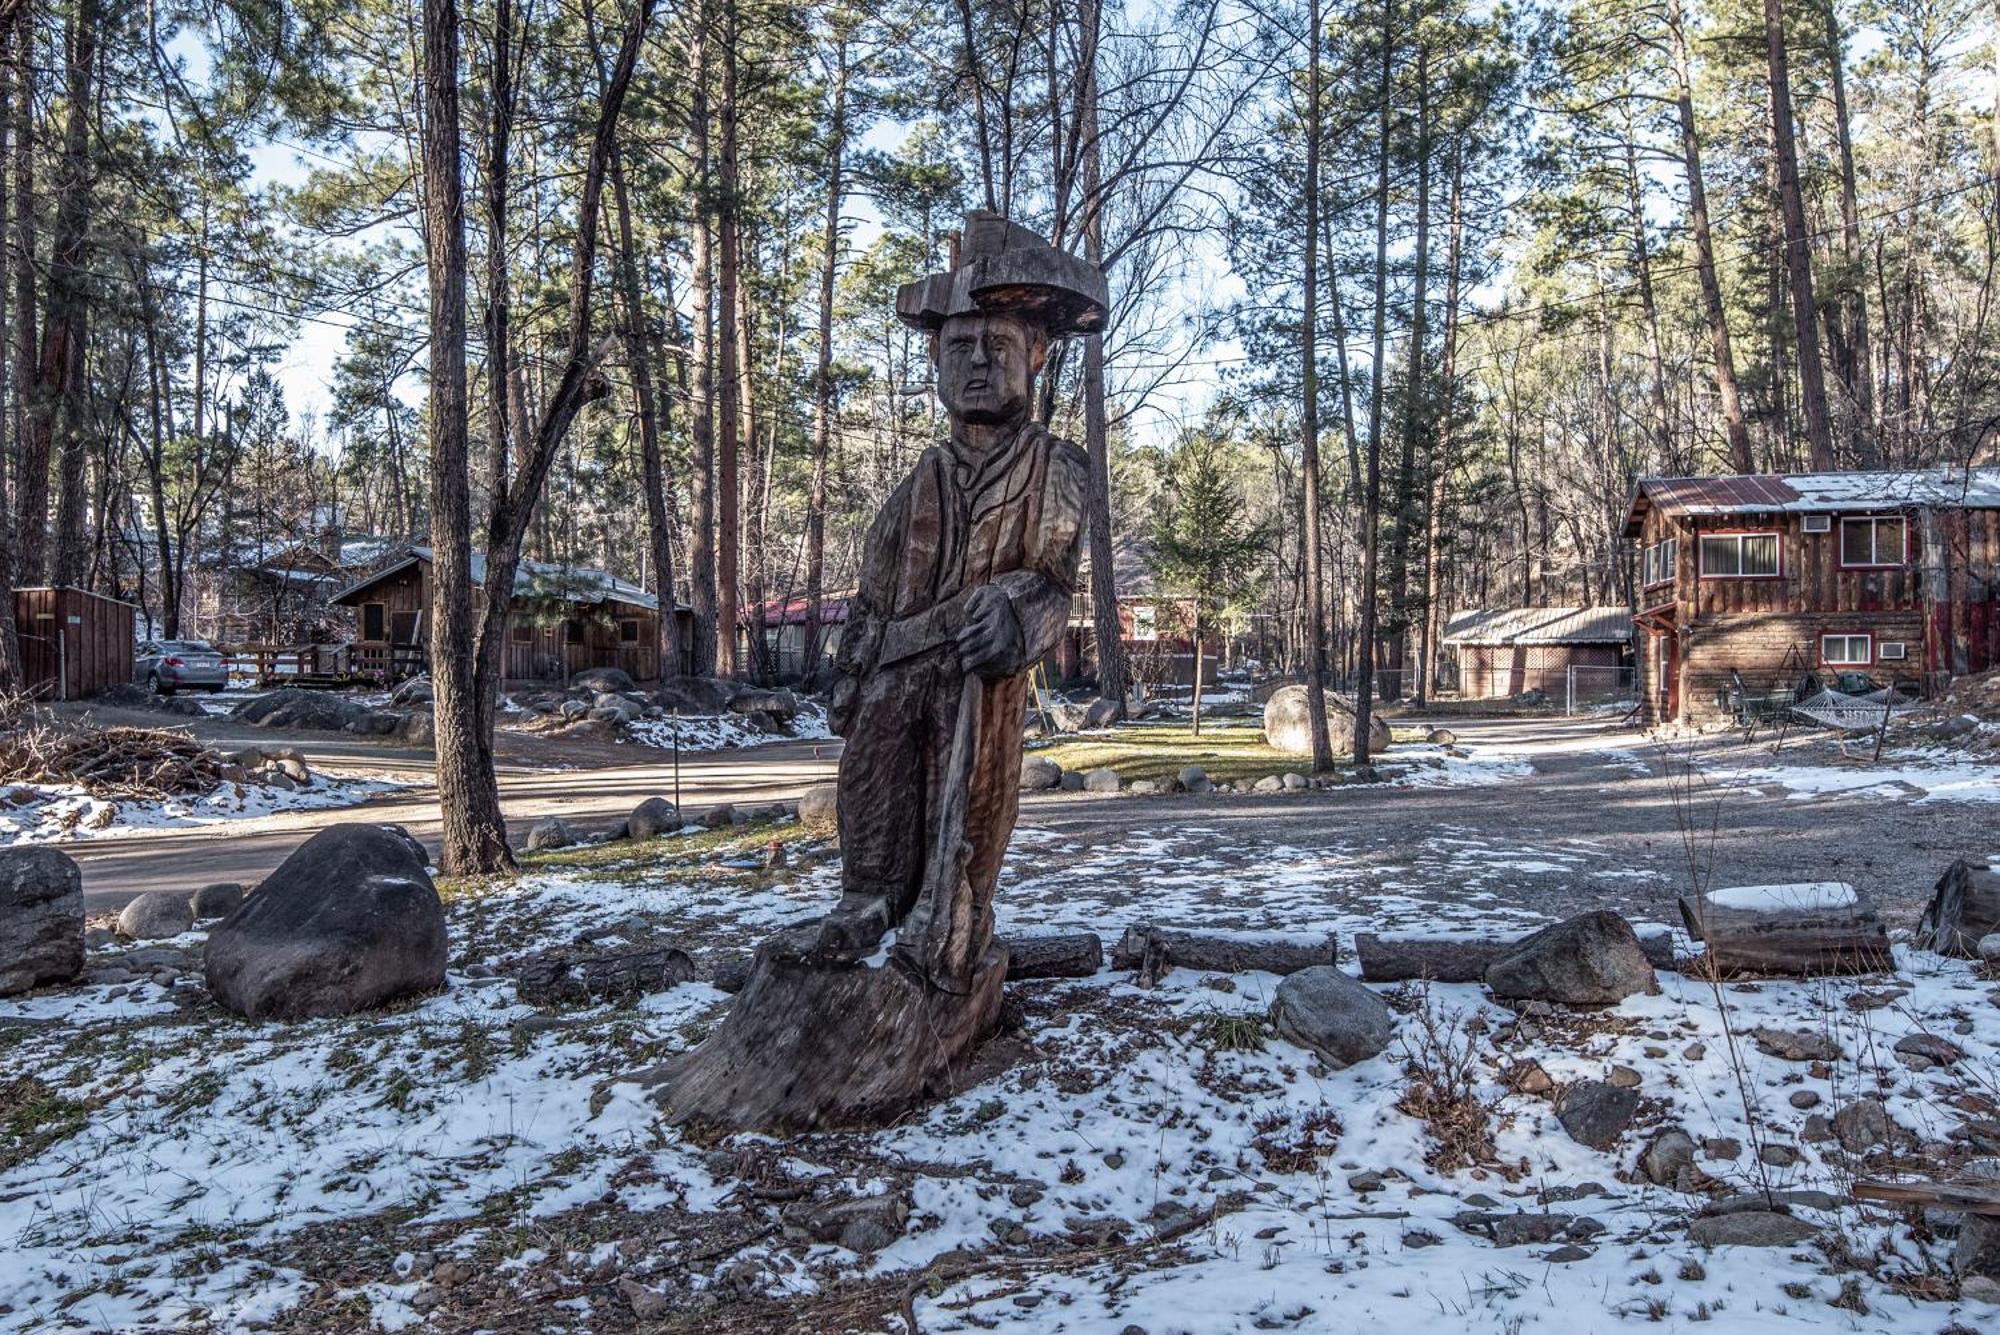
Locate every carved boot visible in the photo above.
<box><xmin>811</xmin><ymin>894</ymin><xmax>894</xmax><ymax>963</ymax></box>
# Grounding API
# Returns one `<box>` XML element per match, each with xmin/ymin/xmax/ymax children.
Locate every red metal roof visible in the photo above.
<box><xmin>1623</xmin><ymin>466</ymin><xmax>2000</xmax><ymax>536</ymax></box>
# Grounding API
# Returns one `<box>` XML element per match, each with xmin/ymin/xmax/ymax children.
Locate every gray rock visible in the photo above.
<box><xmin>728</xmin><ymin>688</ymin><xmax>798</xmax><ymax>721</ymax></box>
<box><xmin>119</xmin><ymin>891</ymin><xmax>195</xmax><ymax>940</ymax></box>
<box><xmin>1261</xmin><ymin>684</ymin><xmax>1390</xmax><ymax>759</ymax></box>
<box><xmin>793</xmin><ymin>1193</ymin><xmax>909</xmax><ymax>1253</ymax></box>
<box><xmin>1957</xmin><ymin>1214</ymin><xmax>2000</xmax><ymax>1286</ymax></box>
<box><xmin>1081</xmin><ymin>767</ymin><xmax>1121</xmax><ymax>794</ymax></box>
<box><xmin>525</xmin><ymin>817</ymin><xmax>572</xmax><ymax>852</ymax></box>
<box><xmin>701</xmin><ymin>804</ymin><xmax>736</xmax><ymax>829</ymax></box>
<box><xmin>1555</xmin><ymin>1080</ymin><xmax>1641</xmax><ymax>1150</ymax></box>
<box><xmin>1484</xmin><ymin>912</ymin><xmax>1660</xmax><ymax>1006</ymax></box>
<box><xmin>1282</xmin><ymin>772</ymin><xmax>1309</xmax><ymax>791</ymax></box>
<box><xmin>346</xmin><ymin>710</ymin><xmax>401</xmax><ymax>736</ymax></box>
<box><xmin>272</xmin><ymin>757</ymin><xmax>310</xmax><ymax>785</ymax></box>
<box><xmin>1750</xmin><ymin>1027</ymin><xmax>1842</xmax><ymax>1062</ymax></box>
<box><xmin>796</xmin><ymin>783</ymin><xmax>838</xmax><ymax>828</ymax></box>
<box><xmin>204</xmin><ymin>824</ymin><xmax>446</xmax><ymax>1020</ymax></box>
<box><xmin>1701</xmin><ymin>1137</ymin><xmax>1742</xmax><ymax>1161</ymax></box>
<box><xmin>0</xmin><ymin>847</ymin><xmax>83</xmax><ymax>995</ymax></box>
<box><xmin>626</xmin><ymin>797</ymin><xmax>680</xmax><ymax>840</ymax></box>
<box><xmin>656</xmin><ymin>675</ymin><xmax>737</xmax><ymax>714</ymax></box>
<box><xmin>1059</xmin><ymin>770</ymin><xmax>1085</xmax><ymax>791</ymax></box>
<box><xmin>1831</xmin><ymin>1098</ymin><xmax>1892</xmax><ymax>1153</ymax></box>
<box><xmin>1894</xmin><ymin>1032</ymin><xmax>1965</xmax><ymax>1066</ymax></box>
<box><xmin>231</xmin><ymin>688</ymin><xmax>370</xmax><ymax>732</ymax></box>
<box><xmin>587</xmin><ymin>704</ymin><xmax>636</xmax><ymax>725</ymax></box>
<box><xmin>1979</xmin><ymin>933</ymin><xmax>2000</xmax><ymax>963</ymax></box>
<box><xmin>570</xmin><ymin>666</ymin><xmax>637</xmax><ymax>695</ymax></box>
<box><xmin>1426</xmin><ymin>727</ymin><xmax>1457</xmax><ymax>745</ymax></box>
<box><xmin>1177</xmin><ymin>765</ymin><xmax>1213</xmax><ymax>794</ymax></box>
<box><xmin>1020</xmin><ymin>756</ymin><xmax>1063</xmax><ymax>790</ymax></box>
<box><xmin>390</xmin><ymin>677</ymin><xmax>434</xmax><ymax>707</ymax></box>
<box><xmin>1640</xmin><ymin>1128</ymin><xmax>1697</xmax><ymax>1188</ymax></box>
<box><xmin>1789</xmin><ymin>1090</ymin><xmax>1821</xmax><ymax>1109</ymax></box>
<box><xmin>190</xmin><ymin>882</ymin><xmax>245</xmax><ymax>920</ymax></box>
<box><xmin>1271</xmin><ymin>967</ymin><xmax>1395</xmax><ymax>1069</ymax></box>
<box><xmin>1759</xmin><ymin>1143</ymin><xmax>1801</xmax><ymax>1168</ymax></box>
<box><xmin>264</xmin><ymin>770</ymin><xmax>298</xmax><ymax>793</ymax></box>
<box><xmin>1686</xmin><ymin>1211</ymin><xmax>1818</xmax><ymax>1248</ymax></box>
<box><xmin>559</xmin><ymin>699</ymin><xmax>591</xmax><ymax>720</ymax></box>
<box><xmin>1128</xmin><ymin>778</ymin><xmax>1160</xmax><ymax>795</ymax></box>
<box><xmin>1082</xmin><ymin>696</ymin><xmax>1121</xmax><ymax>730</ymax></box>
<box><xmin>1252</xmin><ymin>774</ymin><xmax>1284</xmax><ymax>793</ymax></box>
<box><xmin>397</xmin><ymin>711</ymin><xmax>437</xmax><ymax>745</ymax></box>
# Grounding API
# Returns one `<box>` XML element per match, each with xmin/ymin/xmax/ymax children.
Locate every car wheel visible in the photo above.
<box><xmin>145</xmin><ymin>672</ymin><xmax>160</xmax><ymax>694</ymax></box>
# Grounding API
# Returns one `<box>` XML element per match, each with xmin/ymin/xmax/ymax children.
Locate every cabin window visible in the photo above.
<box><xmin>1821</xmin><ymin>633</ymin><xmax>1873</xmax><ymax>666</ymax></box>
<box><xmin>1642</xmin><ymin>537</ymin><xmax>1678</xmax><ymax>589</ymax></box>
<box><xmin>1697</xmin><ymin>532</ymin><xmax>1780</xmax><ymax>578</ymax></box>
<box><xmin>564</xmin><ymin>619</ymin><xmax>586</xmax><ymax>645</ymax></box>
<box><xmin>511</xmin><ymin>623</ymin><xmax>532</xmax><ymax>644</ymax></box>
<box><xmin>390</xmin><ymin>611</ymin><xmax>419</xmax><ymax>645</ymax></box>
<box><xmin>619</xmin><ymin>619</ymin><xmax>641</xmax><ymax>643</ymax></box>
<box><xmin>1840</xmin><ymin>516</ymin><xmax>1906</xmax><ymax>568</ymax></box>
<box><xmin>1130</xmin><ymin>605</ymin><xmax>1158</xmax><ymax>641</ymax></box>
<box><xmin>360</xmin><ymin>602</ymin><xmax>386</xmax><ymax>642</ymax></box>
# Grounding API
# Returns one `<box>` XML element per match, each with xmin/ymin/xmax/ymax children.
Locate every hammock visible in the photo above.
<box><xmin>1789</xmin><ymin>687</ymin><xmax>1912</xmax><ymax>733</ymax></box>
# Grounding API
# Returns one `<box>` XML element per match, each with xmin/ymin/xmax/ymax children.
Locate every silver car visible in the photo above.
<box><xmin>136</xmin><ymin>639</ymin><xmax>229</xmax><ymax>694</ymax></box>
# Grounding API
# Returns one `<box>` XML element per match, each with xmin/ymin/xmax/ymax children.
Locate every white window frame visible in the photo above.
<box><xmin>1820</xmin><ymin>633</ymin><xmax>1873</xmax><ymax>667</ymax></box>
<box><xmin>1801</xmin><ymin>514</ymin><xmax>1831</xmax><ymax>534</ymax></box>
<box><xmin>1839</xmin><ymin>515</ymin><xmax>1907</xmax><ymax>569</ymax></box>
<box><xmin>1130</xmin><ymin>604</ymin><xmax>1158</xmax><ymax>642</ymax></box>
<box><xmin>1642</xmin><ymin>536</ymin><xmax>1678</xmax><ymax>589</ymax></box>
<box><xmin>1878</xmin><ymin>641</ymin><xmax>1908</xmax><ymax>661</ymax></box>
<box><xmin>1697</xmin><ymin>532</ymin><xmax>1782</xmax><ymax>579</ymax></box>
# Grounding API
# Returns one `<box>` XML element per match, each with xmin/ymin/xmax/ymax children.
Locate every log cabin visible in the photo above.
<box><xmin>331</xmin><ymin>546</ymin><xmax>693</xmax><ymax>685</ymax></box>
<box><xmin>1624</xmin><ymin>467</ymin><xmax>2000</xmax><ymax>724</ymax></box>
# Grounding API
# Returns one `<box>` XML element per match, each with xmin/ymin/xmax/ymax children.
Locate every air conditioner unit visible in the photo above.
<box><xmin>1802</xmin><ymin>515</ymin><xmax>1831</xmax><ymax>533</ymax></box>
<box><xmin>1879</xmin><ymin>641</ymin><xmax>1907</xmax><ymax>660</ymax></box>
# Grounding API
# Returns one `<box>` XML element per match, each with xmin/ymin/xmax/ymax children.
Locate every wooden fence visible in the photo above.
<box><xmin>14</xmin><ymin>587</ymin><xmax>136</xmax><ymax>700</ymax></box>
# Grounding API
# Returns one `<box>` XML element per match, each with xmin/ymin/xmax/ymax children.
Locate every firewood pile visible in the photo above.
<box><xmin>0</xmin><ymin>693</ymin><xmax>224</xmax><ymax>798</ymax></box>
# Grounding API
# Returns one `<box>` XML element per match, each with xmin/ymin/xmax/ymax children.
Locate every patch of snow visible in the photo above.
<box><xmin>624</xmin><ymin>701</ymin><xmax>835</xmax><ymax>754</ymax></box>
<box><xmin>1704</xmin><ymin>881</ymin><xmax>1858</xmax><ymax>912</ymax></box>
<box><xmin>0</xmin><ymin>774</ymin><xmax>415</xmax><ymax>846</ymax></box>
<box><xmin>1701</xmin><ymin>745</ymin><xmax>2000</xmax><ymax>803</ymax></box>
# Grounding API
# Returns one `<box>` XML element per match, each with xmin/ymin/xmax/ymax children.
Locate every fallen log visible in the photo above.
<box><xmin>1112</xmin><ymin>925</ymin><xmax>1338</xmax><ymax>987</ymax></box>
<box><xmin>1913</xmin><ymin>859</ymin><xmax>2000</xmax><ymax>959</ymax></box>
<box><xmin>516</xmin><ymin>946</ymin><xmax>697</xmax><ymax>1004</ymax></box>
<box><xmin>1853</xmin><ymin>1177</ymin><xmax>2000</xmax><ymax>1218</ymax></box>
<box><xmin>1003</xmin><ymin>932</ymin><xmax>1103</xmax><ymax>979</ymax></box>
<box><xmin>1357</xmin><ymin>926</ymin><xmax>1677</xmax><ymax>982</ymax></box>
<box><xmin>1678</xmin><ymin>882</ymin><xmax>1890</xmax><ymax>977</ymax></box>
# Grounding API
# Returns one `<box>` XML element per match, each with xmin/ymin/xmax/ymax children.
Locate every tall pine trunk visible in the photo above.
<box><xmin>1384</xmin><ymin>39</ymin><xmax>1430</xmax><ymax>704</ymax></box>
<box><xmin>612</xmin><ymin>147</ymin><xmax>675</xmax><ymax>682</ymax></box>
<box><xmin>1822</xmin><ymin>0</ymin><xmax>1875</xmax><ymax>462</ymax></box>
<box><xmin>1078</xmin><ymin>0</ymin><xmax>1129</xmax><ymax>714</ymax></box>
<box><xmin>687</xmin><ymin>7</ymin><xmax>718</xmax><ymax>675</ymax></box>
<box><xmin>9</xmin><ymin>19</ymin><xmax>37</xmax><ymax>585</ymax></box>
<box><xmin>803</xmin><ymin>29</ymin><xmax>849</xmax><ymax>681</ymax></box>
<box><xmin>1763</xmin><ymin>0</ymin><xmax>1835</xmax><ymax>470</ymax></box>
<box><xmin>1354</xmin><ymin>0</ymin><xmax>1394</xmax><ymax>766</ymax></box>
<box><xmin>1299</xmin><ymin>0</ymin><xmax>1332</xmax><ymax>770</ymax></box>
<box><xmin>714</xmin><ymin>0</ymin><xmax>741</xmax><ymax>677</ymax></box>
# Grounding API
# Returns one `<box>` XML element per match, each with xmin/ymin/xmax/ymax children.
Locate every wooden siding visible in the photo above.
<box><xmin>1457</xmin><ymin>643</ymin><xmax>1622</xmax><ymax>700</ymax></box>
<box><xmin>1633</xmin><ymin>502</ymin><xmax>2000</xmax><ymax>723</ymax></box>
<box><xmin>14</xmin><ymin>587</ymin><xmax>136</xmax><ymax>699</ymax></box>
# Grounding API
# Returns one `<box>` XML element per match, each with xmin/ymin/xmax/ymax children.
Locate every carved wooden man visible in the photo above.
<box><xmin>815</xmin><ymin>212</ymin><xmax>1107</xmax><ymax>978</ymax></box>
<box><xmin>657</xmin><ymin>214</ymin><xmax>1106</xmax><ymax>1130</ymax></box>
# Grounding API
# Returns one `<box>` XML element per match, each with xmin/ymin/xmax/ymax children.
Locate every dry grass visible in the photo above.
<box><xmin>1394</xmin><ymin>989</ymin><xmax>1501</xmax><ymax>1174</ymax></box>
<box><xmin>1034</xmin><ymin>721</ymin><xmax>1314</xmax><ymax>784</ymax></box>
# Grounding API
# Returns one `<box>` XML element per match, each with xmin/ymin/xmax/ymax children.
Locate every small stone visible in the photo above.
<box><xmin>701</xmin><ymin>803</ymin><xmax>736</xmax><ymax>829</ymax></box>
<box><xmin>1103</xmin><ymin>1151</ymin><xmax>1126</xmax><ymax>1170</ymax></box>
<box><xmin>1606</xmin><ymin>1065</ymin><xmax>1641</xmax><ymax>1089</ymax></box>
<box><xmin>619</xmin><ymin>1276</ymin><xmax>673</xmax><ymax>1320</ymax></box>
<box><xmin>1750</xmin><ymin>1028</ymin><xmax>1842</xmax><ymax>1063</ymax></box>
<box><xmin>1347</xmin><ymin>1170</ymin><xmax>1385</xmax><ymax>1193</ymax></box>
<box><xmin>1831</xmin><ymin>1099</ymin><xmax>1892</xmax><ymax>1153</ymax></box>
<box><xmin>1176</xmin><ymin>765</ymin><xmax>1212</xmax><ymax>794</ymax></box>
<box><xmin>1802</xmin><ymin>1115</ymin><xmax>1834</xmax><ymax>1143</ymax></box>
<box><xmin>1252</xmin><ymin>774</ymin><xmax>1284</xmax><ymax>794</ymax></box>
<box><xmin>1503</xmin><ymin>1059</ymin><xmax>1554</xmax><ymax>1096</ymax></box>
<box><xmin>1059</xmin><ymin>771</ymin><xmax>1085</xmax><ymax>792</ymax></box>
<box><xmin>1682</xmin><ymin>1043</ymin><xmax>1707</xmax><ymax>1062</ymax></box>
<box><xmin>1555</xmin><ymin>1080</ymin><xmax>1641</xmax><ymax>1150</ymax></box>
<box><xmin>525</xmin><ymin>816</ymin><xmax>572</xmax><ymax>851</ymax></box>
<box><xmin>1700</xmin><ymin>1137</ymin><xmax>1742</xmax><ymax>1162</ymax></box>
<box><xmin>1271</xmin><ymin>967</ymin><xmax>1396</xmax><ymax>1069</ymax></box>
<box><xmin>1542</xmin><ymin>1244</ymin><xmax>1593</xmax><ymax>1263</ymax></box>
<box><xmin>1789</xmin><ymin>1090</ymin><xmax>1822</xmax><ymax>1109</ymax></box>
<box><xmin>1081</xmin><ymin>767</ymin><xmax>1122</xmax><ymax>793</ymax></box>
<box><xmin>1008</xmin><ymin>1183</ymin><xmax>1044</xmax><ymax>1208</ymax></box>
<box><xmin>1759</xmin><ymin>1143</ymin><xmax>1801</xmax><ymax>1168</ymax></box>
<box><xmin>1640</xmin><ymin>1128</ymin><xmax>1697</xmax><ymax>1187</ymax></box>
<box><xmin>1282</xmin><ymin>772</ymin><xmax>1309</xmax><ymax>791</ymax></box>
<box><xmin>1402</xmin><ymin>1228</ymin><xmax>1442</xmax><ymax>1249</ymax></box>
<box><xmin>626</xmin><ymin>796</ymin><xmax>681</xmax><ymax>839</ymax></box>
<box><xmin>1020</xmin><ymin>757</ymin><xmax>1063</xmax><ymax>791</ymax></box>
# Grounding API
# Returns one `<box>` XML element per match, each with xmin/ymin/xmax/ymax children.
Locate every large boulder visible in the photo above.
<box><xmin>626</xmin><ymin>797</ymin><xmax>681</xmax><ymax>841</ymax></box>
<box><xmin>397</xmin><ymin>709</ymin><xmax>436</xmax><ymax>745</ymax></box>
<box><xmin>1020</xmin><ymin>755</ymin><xmax>1063</xmax><ymax>790</ymax></box>
<box><xmin>390</xmin><ymin>676</ymin><xmax>434</xmax><ymax>708</ymax></box>
<box><xmin>729</xmin><ymin>688</ymin><xmax>798</xmax><ymax>721</ymax></box>
<box><xmin>1261</xmin><ymin>685</ymin><xmax>1390</xmax><ymax>759</ymax></box>
<box><xmin>231</xmin><ymin>688</ymin><xmax>370</xmax><ymax>732</ymax></box>
<box><xmin>1271</xmin><ymin>966</ymin><xmax>1396</xmax><ymax>1068</ymax></box>
<box><xmin>0</xmin><ymin>847</ymin><xmax>83</xmax><ymax>995</ymax></box>
<box><xmin>119</xmin><ymin>891</ymin><xmax>195</xmax><ymax>940</ymax></box>
<box><xmin>571</xmin><ymin>666</ymin><xmax>637</xmax><ymax>695</ymax></box>
<box><xmin>1484</xmin><ymin>911</ymin><xmax>1660</xmax><ymax>1006</ymax></box>
<box><xmin>797</xmin><ymin>783</ymin><xmax>838</xmax><ymax>829</ymax></box>
<box><xmin>656</xmin><ymin>675</ymin><xmax>738</xmax><ymax>715</ymax></box>
<box><xmin>204</xmin><ymin>824</ymin><xmax>446</xmax><ymax>1021</ymax></box>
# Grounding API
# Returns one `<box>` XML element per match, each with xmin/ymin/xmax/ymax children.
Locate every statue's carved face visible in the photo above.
<box><xmin>936</xmin><ymin>312</ymin><xmax>1046</xmax><ymax>429</ymax></box>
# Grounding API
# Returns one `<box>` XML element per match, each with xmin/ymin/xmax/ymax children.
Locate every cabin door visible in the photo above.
<box><xmin>1655</xmin><ymin>632</ymin><xmax>1678</xmax><ymax>721</ymax></box>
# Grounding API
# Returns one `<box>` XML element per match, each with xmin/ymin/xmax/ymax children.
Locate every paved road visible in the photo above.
<box><xmin>67</xmin><ymin>734</ymin><xmax>842</xmax><ymax>914</ymax></box>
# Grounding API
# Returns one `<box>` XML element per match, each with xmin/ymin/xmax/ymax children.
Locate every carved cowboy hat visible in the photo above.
<box><xmin>895</xmin><ymin>210</ymin><xmax>1109</xmax><ymax>338</ymax></box>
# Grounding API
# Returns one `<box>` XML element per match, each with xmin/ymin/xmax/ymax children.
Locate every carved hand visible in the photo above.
<box><xmin>955</xmin><ymin>585</ymin><xmax>1025</xmax><ymax>680</ymax></box>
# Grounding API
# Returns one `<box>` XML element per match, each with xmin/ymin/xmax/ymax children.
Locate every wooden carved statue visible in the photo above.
<box><xmin>657</xmin><ymin>213</ymin><xmax>1107</xmax><ymax>1131</ymax></box>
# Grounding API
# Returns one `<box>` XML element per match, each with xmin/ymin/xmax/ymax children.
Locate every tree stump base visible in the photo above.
<box><xmin>654</xmin><ymin>926</ymin><xmax>1008</xmax><ymax>1132</ymax></box>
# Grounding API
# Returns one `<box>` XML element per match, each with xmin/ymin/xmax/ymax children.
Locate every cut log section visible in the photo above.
<box><xmin>1678</xmin><ymin>882</ymin><xmax>1891</xmax><ymax>977</ymax></box>
<box><xmin>1111</xmin><ymin>925</ymin><xmax>1338</xmax><ymax>987</ymax></box>
<box><xmin>1002</xmin><ymin>932</ymin><xmax>1103</xmax><ymax>979</ymax></box>
<box><xmin>710</xmin><ymin>931</ymin><xmax>1102</xmax><ymax>994</ymax></box>
<box><xmin>1357</xmin><ymin>927</ymin><xmax>1677</xmax><ymax>982</ymax></box>
<box><xmin>516</xmin><ymin>946</ymin><xmax>696</xmax><ymax>1004</ymax></box>
<box><xmin>1914</xmin><ymin>859</ymin><xmax>2000</xmax><ymax>959</ymax></box>
<box><xmin>654</xmin><ymin>929</ymin><xmax>1008</xmax><ymax>1132</ymax></box>
<box><xmin>1853</xmin><ymin>1177</ymin><xmax>2000</xmax><ymax>1218</ymax></box>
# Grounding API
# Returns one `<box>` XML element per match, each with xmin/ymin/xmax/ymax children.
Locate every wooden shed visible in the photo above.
<box><xmin>331</xmin><ymin>547</ymin><xmax>693</xmax><ymax>685</ymax></box>
<box><xmin>13</xmin><ymin>586</ymin><xmax>137</xmax><ymax>700</ymax></box>
<box><xmin>1442</xmin><ymin>607</ymin><xmax>1635</xmax><ymax>700</ymax></box>
<box><xmin>1624</xmin><ymin>467</ymin><xmax>2000</xmax><ymax>724</ymax></box>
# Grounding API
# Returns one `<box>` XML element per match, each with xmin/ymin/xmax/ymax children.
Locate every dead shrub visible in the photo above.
<box><xmin>1250</xmin><ymin>1105</ymin><xmax>1343</xmax><ymax>1174</ymax></box>
<box><xmin>1394</xmin><ymin>988</ymin><xmax>1500</xmax><ymax>1174</ymax></box>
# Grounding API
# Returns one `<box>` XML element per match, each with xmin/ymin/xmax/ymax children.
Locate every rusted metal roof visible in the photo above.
<box><xmin>1443</xmin><ymin>607</ymin><xmax>1635</xmax><ymax>646</ymax></box>
<box><xmin>1623</xmin><ymin>466</ymin><xmax>2000</xmax><ymax>536</ymax></box>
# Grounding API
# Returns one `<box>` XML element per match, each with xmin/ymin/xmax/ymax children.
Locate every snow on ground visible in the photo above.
<box><xmin>1699</xmin><ymin>743</ymin><xmax>2000</xmax><ymax>804</ymax></box>
<box><xmin>624</xmin><ymin>701</ymin><xmax>835</xmax><ymax>753</ymax></box>
<box><xmin>0</xmin><ymin>774</ymin><xmax>414</xmax><ymax>845</ymax></box>
<box><xmin>5</xmin><ymin>804</ymin><xmax>1997</xmax><ymax>1332</ymax></box>
<box><xmin>1376</xmin><ymin>741</ymin><xmax>1534</xmax><ymax>789</ymax></box>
